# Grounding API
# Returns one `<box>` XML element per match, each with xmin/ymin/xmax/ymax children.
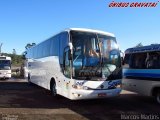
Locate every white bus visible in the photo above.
<box><xmin>123</xmin><ymin>44</ymin><xmax>160</xmax><ymax>104</ymax></box>
<box><xmin>0</xmin><ymin>56</ymin><xmax>11</xmax><ymax>79</ymax></box>
<box><xmin>25</xmin><ymin>28</ymin><xmax>122</xmax><ymax>100</ymax></box>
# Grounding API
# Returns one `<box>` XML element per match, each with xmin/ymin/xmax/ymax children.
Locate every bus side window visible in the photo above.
<box><xmin>124</xmin><ymin>54</ymin><xmax>130</xmax><ymax>64</ymax></box>
<box><xmin>145</xmin><ymin>53</ymin><xmax>151</xmax><ymax>68</ymax></box>
<box><xmin>123</xmin><ymin>54</ymin><xmax>130</xmax><ymax>68</ymax></box>
<box><xmin>137</xmin><ymin>54</ymin><xmax>146</xmax><ymax>69</ymax></box>
<box><xmin>131</xmin><ymin>53</ymin><xmax>146</xmax><ymax>69</ymax></box>
<box><xmin>158</xmin><ymin>53</ymin><xmax>160</xmax><ymax>68</ymax></box>
<box><xmin>129</xmin><ymin>55</ymin><xmax>133</xmax><ymax>68</ymax></box>
<box><xmin>146</xmin><ymin>52</ymin><xmax>160</xmax><ymax>69</ymax></box>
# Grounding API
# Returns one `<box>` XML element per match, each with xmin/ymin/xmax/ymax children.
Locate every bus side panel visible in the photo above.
<box><xmin>122</xmin><ymin>78</ymin><xmax>152</xmax><ymax>96</ymax></box>
<box><xmin>28</xmin><ymin>56</ymin><xmax>62</xmax><ymax>92</ymax></box>
<box><xmin>123</xmin><ymin>69</ymin><xmax>160</xmax><ymax>96</ymax></box>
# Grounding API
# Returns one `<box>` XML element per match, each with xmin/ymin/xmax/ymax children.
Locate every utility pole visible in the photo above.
<box><xmin>0</xmin><ymin>43</ymin><xmax>3</xmax><ymax>56</ymax></box>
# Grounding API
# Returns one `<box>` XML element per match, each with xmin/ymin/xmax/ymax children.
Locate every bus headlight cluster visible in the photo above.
<box><xmin>82</xmin><ymin>86</ymin><xmax>89</xmax><ymax>90</ymax></box>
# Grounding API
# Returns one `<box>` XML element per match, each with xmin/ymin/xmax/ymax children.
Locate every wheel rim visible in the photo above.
<box><xmin>52</xmin><ymin>83</ymin><xmax>57</xmax><ymax>96</ymax></box>
<box><xmin>156</xmin><ymin>93</ymin><xmax>160</xmax><ymax>104</ymax></box>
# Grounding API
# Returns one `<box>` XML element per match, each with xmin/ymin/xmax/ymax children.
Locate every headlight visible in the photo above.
<box><xmin>82</xmin><ymin>86</ymin><xmax>88</xmax><ymax>90</ymax></box>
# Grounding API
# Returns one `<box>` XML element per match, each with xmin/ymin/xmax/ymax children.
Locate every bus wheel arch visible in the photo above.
<box><xmin>50</xmin><ymin>78</ymin><xmax>57</xmax><ymax>97</ymax></box>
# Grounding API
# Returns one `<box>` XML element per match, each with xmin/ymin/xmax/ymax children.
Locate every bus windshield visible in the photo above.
<box><xmin>0</xmin><ymin>60</ymin><xmax>11</xmax><ymax>70</ymax></box>
<box><xmin>71</xmin><ymin>31</ymin><xmax>121</xmax><ymax>80</ymax></box>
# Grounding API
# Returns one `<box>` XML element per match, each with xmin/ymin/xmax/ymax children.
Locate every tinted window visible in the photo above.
<box><xmin>41</xmin><ymin>40</ymin><xmax>51</xmax><ymax>57</ymax></box>
<box><xmin>33</xmin><ymin>46</ymin><xmax>38</xmax><ymax>58</ymax></box>
<box><xmin>46</xmin><ymin>39</ymin><xmax>51</xmax><ymax>57</ymax></box>
<box><xmin>50</xmin><ymin>35</ymin><xmax>59</xmax><ymax>56</ymax></box>
<box><xmin>124</xmin><ymin>52</ymin><xmax>160</xmax><ymax>69</ymax></box>
<box><xmin>146</xmin><ymin>52</ymin><xmax>160</xmax><ymax>69</ymax></box>
<box><xmin>0</xmin><ymin>60</ymin><xmax>11</xmax><ymax>70</ymax></box>
<box><xmin>26</xmin><ymin>32</ymin><xmax>68</xmax><ymax>59</ymax></box>
<box><xmin>37</xmin><ymin>44</ymin><xmax>41</xmax><ymax>58</ymax></box>
<box><xmin>124</xmin><ymin>54</ymin><xmax>130</xmax><ymax>64</ymax></box>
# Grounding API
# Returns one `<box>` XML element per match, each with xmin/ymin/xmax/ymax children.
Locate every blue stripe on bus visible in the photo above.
<box><xmin>123</xmin><ymin>69</ymin><xmax>160</xmax><ymax>78</ymax></box>
<box><xmin>123</xmin><ymin>69</ymin><xmax>160</xmax><ymax>74</ymax></box>
<box><xmin>123</xmin><ymin>73</ymin><xmax>160</xmax><ymax>78</ymax></box>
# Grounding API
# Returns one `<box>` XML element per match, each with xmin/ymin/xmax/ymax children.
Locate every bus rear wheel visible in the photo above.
<box><xmin>51</xmin><ymin>82</ymin><xmax>57</xmax><ymax>97</ymax></box>
<box><xmin>156</xmin><ymin>91</ymin><xmax>160</xmax><ymax>104</ymax></box>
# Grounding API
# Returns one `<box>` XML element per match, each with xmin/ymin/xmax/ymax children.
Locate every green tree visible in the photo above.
<box><xmin>135</xmin><ymin>43</ymin><xmax>143</xmax><ymax>48</ymax></box>
<box><xmin>25</xmin><ymin>43</ymin><xmax>36</xmax><ymax>50</ymax></box>
<box><xmin>12</xmin><ymin>49</ymin><xmax>16</xmax><ymax>55</ymax></box>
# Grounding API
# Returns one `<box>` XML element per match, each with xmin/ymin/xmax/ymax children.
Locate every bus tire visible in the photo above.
<box><xmin>50</xmin><ymin>79</ymin><xmax>57</xmax><ymax>97</ymax></box>
<box><xmin>156</xmin><ymin>90</ymin><xmax>160</xmax><ymax>104</ymax></box>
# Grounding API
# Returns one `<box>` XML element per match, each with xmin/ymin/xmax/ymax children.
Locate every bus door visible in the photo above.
<box><xmin>62</xmin><ymin>46</ymin><xmax>72</xmax><ymax>96</ymax></box>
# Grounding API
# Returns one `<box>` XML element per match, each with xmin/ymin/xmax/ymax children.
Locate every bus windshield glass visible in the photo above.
<box><xmin>71</xmin><ymin>31</ymin><xmax>121</xmax><ymax>80</ymax></box>
<box><xmin>0</xmin><ymin>60</ymin><xmax>11</xmax><ymax>70</ymax></box>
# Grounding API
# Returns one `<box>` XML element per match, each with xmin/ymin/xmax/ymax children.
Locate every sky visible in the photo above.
<box><xmin>0</xmin><ymin>0</ymin><xmax>160</xmax><ymax>54</ymax></box>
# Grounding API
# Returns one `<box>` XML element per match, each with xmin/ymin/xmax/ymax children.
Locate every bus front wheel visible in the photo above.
<box><xmin>156</xmin><ymin>91</ymin><xmax>160</xmax><ymax>104</ymax></box>
<box><xmin>51</xmin><ymin>81</ymin><xmax>57</xmax><ymax>97</ymax></box>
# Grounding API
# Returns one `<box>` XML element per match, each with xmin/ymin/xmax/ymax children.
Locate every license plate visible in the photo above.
<box><xmin>98</xmin><ymin>93</ymin><xmax>107</xmax><ymax>97</ymax></box>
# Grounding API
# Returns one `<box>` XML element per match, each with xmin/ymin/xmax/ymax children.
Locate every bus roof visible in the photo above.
<box><xmin>125</xmin><ymin>44</ymin><xmax>160</xmax><ymax>54</ymax></box>
<box><xmin>66</xmin><ymin>28</ymin><xmax>115</xmax><ymax>37</ymax></box>
<box><xmin>26</xmin><ymin>28</ymin><xmax>116</xmax><ymax>51</ymax></box>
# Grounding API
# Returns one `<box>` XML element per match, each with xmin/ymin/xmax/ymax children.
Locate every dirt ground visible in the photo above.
<box><xmin>0</xmin><ymin>78</ymin><xmax>159</xmax><ymax>120</ymax></box>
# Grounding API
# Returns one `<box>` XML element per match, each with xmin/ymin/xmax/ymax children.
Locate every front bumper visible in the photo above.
<box><xmin>70</xmin><ymin>88</ymin><xmax>121</xmax><ymax>100</ymax></box>
<box><xmin>0</xmin><ymin>74</ymin><xmax>11</xmax><ymax>79</ymax></box>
